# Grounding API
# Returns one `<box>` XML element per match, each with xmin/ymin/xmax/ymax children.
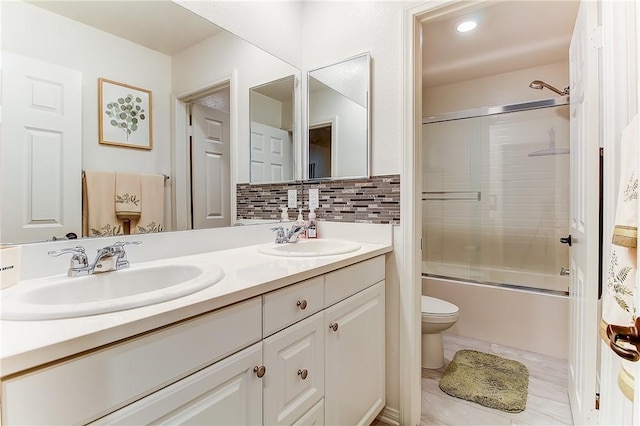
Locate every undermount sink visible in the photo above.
<box><xmin>0</xmin><ymin>261</ymin><xmax>224</xmax><ymax>321</ymax></box>
<box><xmin>257</xmin><ymin>239</ymin><xmax>361</xmax><ymax>257</ymax></box>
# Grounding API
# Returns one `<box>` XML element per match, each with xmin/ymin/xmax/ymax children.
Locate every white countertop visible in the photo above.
<box><xmin>0</xmin><ymin>239</ymin><xmax>392</xmax><ymax>377</ymax></box>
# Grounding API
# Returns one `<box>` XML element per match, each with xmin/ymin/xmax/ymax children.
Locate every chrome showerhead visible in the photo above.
<box><xmin>529</xmin><ymin>80</ymin><xmax>570</xmax><ymax>96</ymax></box>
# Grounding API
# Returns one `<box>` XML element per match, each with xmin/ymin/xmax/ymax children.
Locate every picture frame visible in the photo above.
<box><xmin>98</xmin><ymin>78</ymin><xmax>153</xmax><ymax>150</ymax></box>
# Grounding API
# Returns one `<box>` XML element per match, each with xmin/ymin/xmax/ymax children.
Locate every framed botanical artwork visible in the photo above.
<box><xmin>98</xmin><ymin>78</ymin><xmax>153</xmax><ymax>150</ymax></box>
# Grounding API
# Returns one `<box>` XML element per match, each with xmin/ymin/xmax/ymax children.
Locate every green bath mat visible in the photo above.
<box><xmin>439</xmin><ymin>349</ymin><xmax>529</xmax><ymax>413</ymax></box>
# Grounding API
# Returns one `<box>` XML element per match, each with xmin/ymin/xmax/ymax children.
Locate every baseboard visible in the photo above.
<box><xmin>377</xmin><ymin>406</ymin><xmax>400</xmax><ymax>426</ymax></box>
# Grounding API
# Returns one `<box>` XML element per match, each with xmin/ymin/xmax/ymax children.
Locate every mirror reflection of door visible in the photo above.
<box><xmin>309</xmin><ymin>124</ymin><xmax>332</xmax><ymax>179</ymax></box>
<box><xmin>190</xmin><ymin>88</ymin><xmax>231</xmax><ymax>229</ymax></box>
<box><xmin>250</xmin><ymin>123</ymin><xmax>293</xmax><ymax>182</ymax></box>
<box><xmin>249</xmin><ymin>75</ymin><xmax>295</xmax><ymax>183</ymax></box>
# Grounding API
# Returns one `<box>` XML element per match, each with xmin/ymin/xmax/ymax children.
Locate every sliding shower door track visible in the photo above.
<box><xmin>422</xmin><ymin>273</ymin><xmax>570</xmax><ymax>296</ymax></box>
<box><xmin>422</xmin><ymin>96</ymin><xmax>570</xmax><ymax>124</ymax></box>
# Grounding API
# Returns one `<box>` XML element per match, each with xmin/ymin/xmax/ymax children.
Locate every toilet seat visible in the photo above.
<box><xmin>421</xmin><ymin>295</ymin><xmax>459</xmax><ymax>318</ymax></box>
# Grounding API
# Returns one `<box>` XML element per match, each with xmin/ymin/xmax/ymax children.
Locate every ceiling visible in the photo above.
<box><xmin>422</xmin><ymin>0</ymin><xmax>580</xmax><ymax>88</ymax></box>
<box><xmin>28</xmin><ymin>0</ymin><xmax>223</xmax><ymax>56</ymax></box>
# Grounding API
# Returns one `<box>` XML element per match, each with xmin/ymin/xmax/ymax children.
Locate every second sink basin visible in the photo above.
<box><xmin>257</xmin><ymin>239</ymin><xmax>361</xmax><ymax>257</ymax></box>
<box><xmin>0</xmin><ymin>261</ymin><xmax>224</xmax><ymax>321</ymax></box>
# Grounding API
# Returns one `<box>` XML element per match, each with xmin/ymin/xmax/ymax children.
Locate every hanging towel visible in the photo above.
<box><xmin>82</xmin><ymin>171</ymin><xmax>123</xmax><ymax>237</ymax></box>
<box><xmin>602</xmin><ymin>114</ymin><xmax>639</xmax><ymax>334</ymax></box>
<box><xmin>132</xmin><ymin>174</ymin><xmax>165</xmax><ymax>234</ymax></box>
<box><xmin>115</xmin><ymin>172</ymin><xmax>141</xmax><ymax>220</ymax></box>
<box><xmin>600</xmin><ymin>115</ymin><xmax>639</xmax><ymax>402</ymax></box>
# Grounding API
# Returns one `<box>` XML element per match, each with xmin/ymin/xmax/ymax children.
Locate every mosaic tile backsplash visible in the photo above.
<box><xmin>236</xmin><ymin>174</ymin><xmax>400</xmax><ymax>224</ymax></box>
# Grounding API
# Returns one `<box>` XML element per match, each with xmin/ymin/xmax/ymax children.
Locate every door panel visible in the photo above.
<box><xmin>568</xmin><ymin>1</ymin><xmax>599</xmax><ymax>424</ymax></box>
<box><xmin>1</xmin><ymin>53</ymin><xmax>82</xmax><ymax>242</ymax></box>
<box><xmin>250</xmin><ymin>121</ymin><xmax>293</xmax><ymax>183</ymax></box>
<box><xmin>191</xmin><ymin>103</ymin><xmax>230</xmax><ymax>229</ymax></box>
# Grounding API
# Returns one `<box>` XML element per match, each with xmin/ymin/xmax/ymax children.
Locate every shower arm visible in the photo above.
<box><xmin>529</xmin><ymin>80</ymin><xmax>570</xmax><ymax>96</ymax></box>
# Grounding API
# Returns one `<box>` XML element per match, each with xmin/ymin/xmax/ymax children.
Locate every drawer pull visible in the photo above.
<box><xmin>297</xmin><ymin>369</ymin><xmax>308</xmax><ymax>380</ymax></box>
<box><xmin>254</xmin><ymin>365</ymin><xmax>266</xmax><ymax>378</ymax></box>
<box><xmin>329</xmin><ymin>322</ymin><xmax>339</xmax><ymax>332</ymax></box>
<box><xmin>296</xmin><ymin>299</ymin><xmax>308</xmax><ymax>310</ymax></box>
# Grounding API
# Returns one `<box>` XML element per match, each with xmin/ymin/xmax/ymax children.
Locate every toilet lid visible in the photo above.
<box><xmin>421</xmin><ymin>295</ymin><xmax>459</xmax><ymax>316</ymax></box>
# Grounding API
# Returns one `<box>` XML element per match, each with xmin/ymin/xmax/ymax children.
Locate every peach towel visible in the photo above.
<box><xmin>131</xmin><ymin>174</ymin><xmax>165</xmax><ymax>234</ymax></box>
<box><xmin>115</xmin><ymin>172</ymin><xmax>141</xmax><ymax>220</ymax></box>
<box><xmin>82</xmin><ymin>171</ymin><xmax>123</xmax><ymax>237</ymax></box>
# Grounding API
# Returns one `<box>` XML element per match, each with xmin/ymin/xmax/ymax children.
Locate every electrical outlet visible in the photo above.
<box><xmin>287</xmin><ymin>189</ymin><xmax>297</xmax><ymax>208</ymax></box>
<box><xmin>308</xmin><ymin>188</ymin><xmax>319</xmax><ymax>209</ymax></box>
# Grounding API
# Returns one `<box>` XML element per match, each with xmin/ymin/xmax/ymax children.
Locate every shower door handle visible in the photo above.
<box><xmin>560</xmin><ymin>235</ymin><xmax>572</xmax><ymax>246</ymax></box>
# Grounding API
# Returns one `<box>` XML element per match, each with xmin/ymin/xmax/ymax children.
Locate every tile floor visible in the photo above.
<box><xmin>420</xmin><ymin>334</ymin><xmax>573</xmax><ymax>426</ymax></box>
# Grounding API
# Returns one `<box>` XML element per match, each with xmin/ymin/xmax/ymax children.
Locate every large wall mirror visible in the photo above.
<box><xmin>307</xmin><ymin>53</ymin><xmax>370</xmax><ymax>180</ymax></box>
<box><xmin>1</xmin><ymin>0</ymin><xmax>301</xmax><ymax>244</ymax></box>
<box><xmin>250</xmin><ymin>75</ymin><xmax>296</xmax><ymax>183</ymax></box>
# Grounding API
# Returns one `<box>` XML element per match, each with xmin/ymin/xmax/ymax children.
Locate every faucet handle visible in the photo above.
<box><xmin>110</xmin><ymin>241</ymin><xmax>142</xmax><ymax>250</ymax></box>
<box><xmin>270</xmin><ymin>226</ymin><xmax>287</xmax><ymax>244</ymax></box>
<box><xmin>48</xmin><ymin>246</ymin><xmax>89</xmax><ymax>269</ymax></box>
<box><xmin>108</xmin><ymin>241</ymin><xmax>142</xmax><ymax>269</ymax></box>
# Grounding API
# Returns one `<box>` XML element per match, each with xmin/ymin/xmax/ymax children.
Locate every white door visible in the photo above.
<box><xmin>567</xmin><ymin>1</ymin><xmax>600</xmax><ymax>424</ymax></box>
<box><xmin>191</xmin><ymin>103</ymin><xmax>230</xmax><ymax>229</ymax></box>
<box><xmin>250</xmin><ymin>121</ymin><xmax>293</xmax><ymax>183</ymax></box>
<box><xmin>0</xmin><ymin>52</ymin><xmax>82</xmax><ymax>243</ymax></box>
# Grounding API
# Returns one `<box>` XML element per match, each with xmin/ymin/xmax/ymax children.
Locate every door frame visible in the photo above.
<box><xmin>172</xmin><ymin>71</ymin><xmax>237</xmax><ymax>231</ymax></box>
<box><xmin>308</xmin><ymin>117</ymin><xmax>337</xmax><ymax>179</ymax></box>
<box><xmin>402</xmin><ymin>1</ymin><xmax>465</xmax><ymax>424</ymax></box>
<box><xmin>597</xmin><ymin>0</ymin><xmax>640</xmax><ymax>424</ymax></box>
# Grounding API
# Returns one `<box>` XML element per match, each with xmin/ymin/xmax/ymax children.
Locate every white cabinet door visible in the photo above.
<box><xmin>263</xmin><ymin>312</ymin><xmax>325</xmax><ymax>425</ymax></box>
<box><xmin>324</xmin><ymin>281</ymin><xmax>385</xmax><ymax>426</ymax></box>
<box><xmin>93</xmin><ymin>343</ymin><xmax>263</xmax><ymax>425</ymax></box>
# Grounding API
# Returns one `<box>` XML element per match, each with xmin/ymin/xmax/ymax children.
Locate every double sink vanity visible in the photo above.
<box><xmin>0</xmin><ymin>223</ymin><xmax>392</xmax><ymax>425</ymax></box>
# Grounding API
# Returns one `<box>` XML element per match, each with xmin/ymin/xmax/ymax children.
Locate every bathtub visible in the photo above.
<box><xmin>422</xmin><ymin>274</ymin><xmax>569</xmax><ymax>359</ymax></box>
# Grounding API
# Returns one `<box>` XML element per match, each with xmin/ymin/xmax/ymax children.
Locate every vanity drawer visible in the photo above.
<box><xmin>324</xmin><ymin>256</ymin><xmax>384</xmax><ymax>307</ymax></box>
<box><xmin>263</xmin><ymin>276</ymin><xmax>324</xmax><ymax>336</ymax></box>
<box><xmin>1</xmin><ymin>297</ymin><xmax>262</xmax><ymax>425</ymax></box>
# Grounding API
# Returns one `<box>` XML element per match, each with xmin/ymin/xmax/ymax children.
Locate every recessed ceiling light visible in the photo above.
<box><xmin>457</xmin><ymin>21</ymin><xmax>477</xmax><ymax>33</ymax></box>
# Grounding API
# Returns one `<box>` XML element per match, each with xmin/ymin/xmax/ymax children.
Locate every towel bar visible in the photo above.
<box><xmin>82</xmin><ymin>171</ymin><xmax>170</xmax><ymax>182</ymax></box>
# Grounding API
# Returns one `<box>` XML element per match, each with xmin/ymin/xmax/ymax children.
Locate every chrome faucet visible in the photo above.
<box><xmin>270</xmin><ymin>224</ymin><xmax>305</xmax><ymax>244</ymax></box>
<box><xmin>49</xmin><ymin>241</ymin><xmax>142</xmax><ymax>277</ymax></box>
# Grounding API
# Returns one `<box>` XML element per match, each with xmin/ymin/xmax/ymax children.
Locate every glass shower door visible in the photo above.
<box><xmin>423</xmin><ymin>104</ymin><xmax>570</xmax><ymax>294</ymax></box>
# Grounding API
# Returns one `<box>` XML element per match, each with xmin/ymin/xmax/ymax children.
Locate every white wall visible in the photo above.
<box><xmin>302</xmin><ymin>1</ymin><xmax>409</xmax><ymax>178</ymax></box>
<box><xmin>3</xmin><ymin>1</ymin><xmax>173</xmax><ymax>228</ymax></box>
<box><xmin>173</xmin><ymin>0</ymin><xmax>303</xmax><ymax>68</ymax></box>
<box><xmin>423</xmin><ymin>61</ymin><xmax>569</xmax><ymax>116</ymax></box>
<box><xmin>302</xmin><ymin>1</ymin><xmax>411</xmax><ymax>418</ymax></box>
<box><xmin>250</xmin><ymin>92</ymin><xmax>283</xmax><ymax>128</ymax></box>
<box><xmin>172</xmin><ymin>30</ymin><xmax>299</xmax><ymax>184</ymax></box>
<box><xmin>309</xmin><ymin>87</ymin><xmax>368</xmax><ymax>178</ymax></box>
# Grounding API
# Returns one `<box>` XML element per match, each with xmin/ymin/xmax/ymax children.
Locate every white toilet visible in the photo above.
<box><xmin>421</xmin><ymin>295</ymin><xmax>460</xmax><ymax>369</ymax></box>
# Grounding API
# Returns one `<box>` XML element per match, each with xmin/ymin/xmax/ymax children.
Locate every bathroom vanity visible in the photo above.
<box><xmin>0</xmin><ymin>231</ymin><xmax>391</xmax><ymax>425</ymax></box>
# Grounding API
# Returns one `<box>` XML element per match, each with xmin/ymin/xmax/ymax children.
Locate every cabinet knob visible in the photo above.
<box><xmin>253</xmin><ymin>365</ymin><xmax>266</xmax><ymax>378</ymax></box>
<box><xmin>296</xmin><ymin>299</ymin><xmax>308</xmax><ymax>310</ymax></box>
<box><xmin>297</xmin><ymin>369</ymin><xmax>308</xmax><ymax>380</ymax></box>
<box><xmin>329</xmin><ymin>322</ymin><xmax>339</xmax><ymax>332</ymax></box>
